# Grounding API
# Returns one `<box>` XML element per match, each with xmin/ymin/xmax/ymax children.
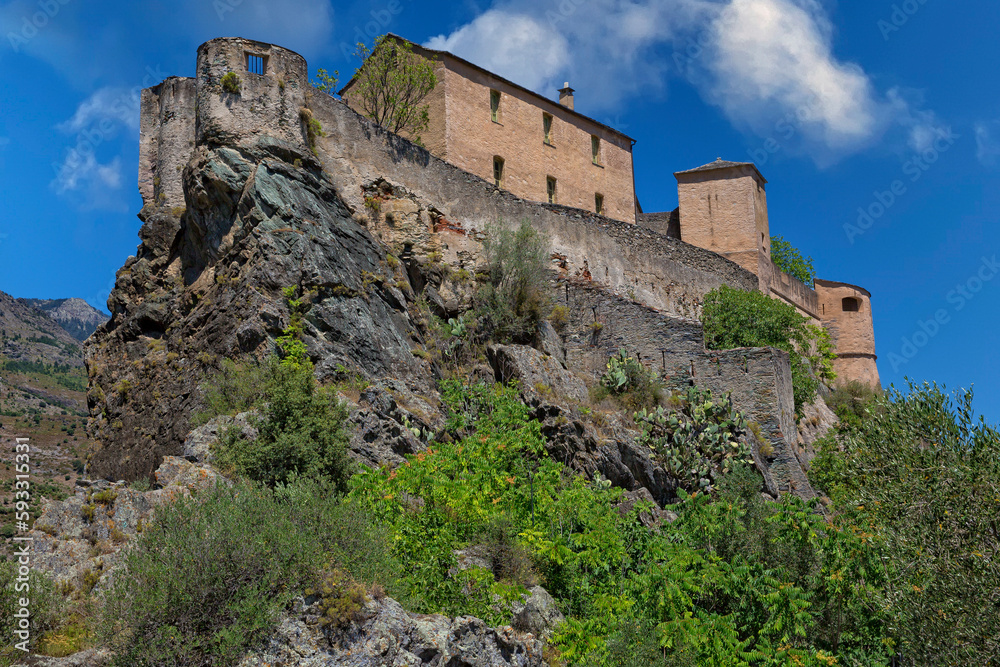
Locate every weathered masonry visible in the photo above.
<box><xmin>339</xmin><ymin>35</ymin><xmax>638</xmax><ymax>224</ymax></box>
<box><xmin>642</xmin><ymin>159</ymin><xmax>880</xmax><ymax>388</ymax></box>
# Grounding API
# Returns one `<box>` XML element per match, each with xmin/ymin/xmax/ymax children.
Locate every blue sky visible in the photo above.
<box><xmin>1</xmin><ymin>0</ymin><xmax>998</xmax><ymax>422</ymax></box>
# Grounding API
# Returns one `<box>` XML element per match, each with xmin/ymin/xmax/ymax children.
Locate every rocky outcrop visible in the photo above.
<box><xmin>239</xmin><ymin>595</ymin><xmax>545</xmax><ymax>667</ymax></box>
<box><xmin>86</xmin><ymin>136</ymin><xmax>431</xmax><ymax>481</ymax></box>
<box><xmin>510</xmin><ymin>586</ymin><xmax>565</xmax><ymax>640</ymax></box>
<box><xmin>28</xmin><ymin>457</ymin><xmax>226</xmax><ymax>588</ymax></box>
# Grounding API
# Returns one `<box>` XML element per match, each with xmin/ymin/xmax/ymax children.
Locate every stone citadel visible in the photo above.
<box><xmin>118</xmin><ymin>35</ymin><xmax>882</xmax><ymax>493</ymax></box>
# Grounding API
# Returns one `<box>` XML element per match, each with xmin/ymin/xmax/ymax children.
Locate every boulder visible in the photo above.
<box><xmin>488</xmin><ymin>344</ymin><xmax>588</xmax><ymax>405</ymax></box>
<box><xmin>239</xmin><ymin>596</ymin><xmax>545</xmax><ymax>666</ymax></box>
<box><xmin>510</xmin><ymin>586</ymin><xmax>565</xmax><ymax>639</ymax></box>
<box><xmin>181</xmin><ymin>411</ymin><xmax>258</xmax><ymax>463</ymax></box>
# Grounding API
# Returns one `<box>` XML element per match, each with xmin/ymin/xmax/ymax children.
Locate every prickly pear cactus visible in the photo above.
<box><xmin>635</xmin><ymin>386</ymin><xmax>753</xmax><ymax>493</ymax></box>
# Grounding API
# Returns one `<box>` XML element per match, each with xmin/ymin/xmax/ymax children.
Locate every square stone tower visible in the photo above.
<box><xmin>675</xmin><ymin>159</ymin><xmax>772</xmax><ymax>288</ymax></box>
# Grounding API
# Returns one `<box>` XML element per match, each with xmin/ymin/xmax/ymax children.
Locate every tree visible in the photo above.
<box><xmin>771</xmin><ymin>235</ymin><xmax>815</xmax><ymax>287</ymax></box>
<box><xmin>701</xmin><ymin>285</ymin><xmax>836</xmax><ymax>413</ymax></box>
<box><xmin>350</xmin><ymin>35</ymin><xmax>437</xmax><ymax>141</ymax></box>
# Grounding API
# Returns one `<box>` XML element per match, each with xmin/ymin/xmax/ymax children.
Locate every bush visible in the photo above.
<box><xmin>701</xmin><ymin>285</ymin><xmax>836</xmax><ymax>414</ymax></box>
<box><xmin>220</xmin><ymin>71</ymin><xmax>240</xmax><ymax>94</ymax></box>
<box><xmin>810</xmin><ymin>382</ymin><xmax>1000</xmax><ymax>665</ymax></box>
<box><xmin>634</xmin><ymin>386</ymin><xmax>753</xmax><ymax>495</ymax></box>
<box><xmin>101</xmin><ymin>479</ymin><xmax>396</xmax><ymax>667</ymax></box>
<box><xmin>475</xmin><ymin>221</ymin><xmax>552</xmax><ymax>344</ymax></box>
<box><xmin>0</xmin><ymin>560</ymin><xmax>64</xmax><ymax>657</ymax></box>
<box><xmin>825</xmin><ymin>380</ymin><xmax>879</xmax><ymax>429</ymax></box>
<box><xmin>770</xmin><ymin>235</ymin><xmax>815</xmax><ymax>287</ymax></box>
<box><xmin>193</xmin><ymin>357</ymin><xmax>276</xmax><ymax>426</ymax></box>
<box><xmin>213</xmin><ymin>361</ymin><xmax>352</xmax><ymax>491</ymax></box>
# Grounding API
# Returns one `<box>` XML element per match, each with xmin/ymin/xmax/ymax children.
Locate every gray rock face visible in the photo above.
<box><xmin>86</xmin><ymin>136</ymin><xmax>429</xmax><ymax>481</ymax></box>
<box><xmin>239</xmin><ymin>596</ymin><xmax>545</xmax><ymax>667</ymax></box>
<box><xmin>488</xmin><ymin>344</ymin><xmax>588</xmax><ymax>405</ymax></box>
<box><xmin>182</xmin><ymin>411</ymin><xmax>259</xmax><ymax>463</ymax></box>
<box><xmin>11</xmin><ymin>648</ymin><xmax>112</xmax><ymax>667</ymax></box>
<box><xmin>510</xmin><ymin>586</ymin><xmax>565</xmax><ymax>640</ymax></box>
<box><xmin>28</xmin><ymin>457</ymin><xmax>226</xmax><ymax>588</ymax></box>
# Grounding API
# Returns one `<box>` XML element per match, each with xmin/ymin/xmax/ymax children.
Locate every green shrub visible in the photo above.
<box><xmin>308</xmin><ymin>568</ymin><xmax>368</xmax><ymax>628</ymax></box>
<box><xmin>101</xmin><ymin>479</ymin><xmax>396</xmax><ymax>667</ymax></box>
<box><xmin>220</xmin><ymin>71</ymin><xmax>240</xmax><ymax>94</ymax></box>
<box><xmin>214</xmin><ymin>361</ymin><xmax>352</xmax><ymax>490</ymax></box>
<box><xmin>0</xmin><ymin>560</ymin><xmax>64</xmax><ymax>655</ymax></box>
<box><xmin>825</xmin><ymin>380</ymin><xmax>879</xmax><ymax>429</ymax></box>
<box><xmin>193</xmin><ymin>357</ymin><xmax>276</xmax><ymax>426</ymax></box>
<box><xmin>475</xmin><ymin>221</ymin><xmax>552</xmax><ymax>344</ymax></box>
<box><xmin>770</xmin><ymin>235</ymin><xmax>815</xmax><ymax>287</ymax></box>
<box><xmin>701</xmin><ymin>285</ymin><xmax>836</xmax><ymax>414</ymax></box>
<box><xmin>811</xmin><ymin>382</ymin><xmax>1000</xmax><ymax>665</ymax></box>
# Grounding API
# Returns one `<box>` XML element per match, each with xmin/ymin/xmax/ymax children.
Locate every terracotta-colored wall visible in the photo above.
<box><xmin>438</xmin><ymin>61</ymin><xmax>635</xmax><ymax>223</ymax></box>
<box><xmin>814</xmin><ymin>279</ymin><xmax>880</xmax><ymax>388</ymax></box>
<box><xmin>677</xmin><ymin>168</ymin><xmax>766</xmax><ymax>277</ymax></box>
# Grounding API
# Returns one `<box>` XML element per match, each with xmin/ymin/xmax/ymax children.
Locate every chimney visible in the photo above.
<box><xmin>558</xmin><ymin>82</ymin><xmax>575</xmax><ymax>110</ymax></box>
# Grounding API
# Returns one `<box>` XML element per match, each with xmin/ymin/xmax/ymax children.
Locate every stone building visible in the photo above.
<box><xmin>339</xmin><ymin>35</ymin><xmax>637</xmax><ymax>224</ymax></box>
<box><xmin>140</xmin><ymin>36</ymin><xmax>878</xmax><ymax>390</ymax></box>
<box><xmin>647</xmin><ymin>158</ymin><xmax>879</xmax><ymax>388</ymax></box>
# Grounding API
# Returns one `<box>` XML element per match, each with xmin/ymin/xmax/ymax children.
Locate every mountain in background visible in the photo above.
<box><xmin>21</xmin><ymin>297</ymin><xmax>109</xmax><ymax>341</ymax></box>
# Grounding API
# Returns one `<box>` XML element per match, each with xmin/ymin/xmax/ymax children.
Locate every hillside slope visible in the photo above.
<box><xmin>21</xmin><ymin>297</ymin><xmax>109</xmax><ymax>341</ymax></box>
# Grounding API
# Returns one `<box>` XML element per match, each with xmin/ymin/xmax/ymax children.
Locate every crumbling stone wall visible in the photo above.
<box><xmin>139</xmin><ymin>77</ymin><xmax>196</xmax><ymax>211</ymax></box>
<box><xmin>556</xmin><ymin>280</ymin><xmax>813</xmax><ymax>498</ymax></box>
<box><xmin>308</xmin><ymin>93</ymin><xmax>757</xmax><ymax>319</ymax></box>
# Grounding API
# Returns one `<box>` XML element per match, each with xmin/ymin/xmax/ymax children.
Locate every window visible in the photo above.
<box><xmin>246</xmin><ymin>53</ymin><xmax>265</xmax><ymax>75</ymax></box>
<box><xmin>543</xmin><ymin>113</ymin><xmax>553</xmax><ymax>144</ymax></box>
<box><xmin>547</xmin><ymin>176</ymin><xmax>557</xmax><ymax>204</ymax></box>
<box><xmin>493</xmin><ymin>156</ymin><xmax>505</xmax><ymax>188</ymax></box>
<box><xmin>490</xmin><ymin>90</ymin><xmax>501</xmax><ymax>123</ymax></box>
<box><xmin>842</xmin><ymin>297</ymin><xmax>860</xmax><ymax>312</ymax></box>
<box><xmin>591</xmin><ymin>135</ymin><xmax>601</xmax><ymax>165</ymax></box>
<box><xmin>595</xmin><ymin>193</ymin><xmax>604</xmax><ymax>215</ymax></box>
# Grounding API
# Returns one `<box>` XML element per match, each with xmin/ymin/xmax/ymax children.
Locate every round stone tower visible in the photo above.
<box><xmin>195</xmin><ymin>37</ymin><xmax>310</xmax><ymax>149</ymax></box>
<box><xmin>814</xmin><ymin>279</ymin><xmax>880</xmax><ymax>388</ymax></box>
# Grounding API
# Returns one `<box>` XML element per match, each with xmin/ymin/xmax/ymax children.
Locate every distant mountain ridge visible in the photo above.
<box><xmin>20</xmin><ymin>297</ymin><xmax>109</xmax><ymax>341</ymax></box>
<box><xmin>0</xmin><ymin>291</ymin><xmax>83</xmax><ymax>367</ymax></box>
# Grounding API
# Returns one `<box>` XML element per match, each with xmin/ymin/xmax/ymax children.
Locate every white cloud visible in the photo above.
<box><xmin>975</xmin><ymin>121</ymin><xmax>1000</xmax><ymax>167</ymax></box>
<box><xmin>702</xmin><ymin>0</ymin><xmax>876</xmax><ymax>151</ymax></box>
<box><xmin>427</xmin><ymin>11</ymin><xmax>569</xmax><ymax>92</ymax></box>
<box><xmin>427</xmin><ymin>0</ymin><xmax>948</xmax><ymax>162</ymax></box>
<box><xmin>56</xmin><ymin>87</ymin><xmax>141</xmax><ymax>134</ymax></box>
<box><xmin>52</xmin><ymin>151</ymin><xmax>122</xmax><ymax>195</ymax></box>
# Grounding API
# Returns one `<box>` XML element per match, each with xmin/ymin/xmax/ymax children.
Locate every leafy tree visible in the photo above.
<box><xmin>770</xmin><ymin>235</ymin><xmax>815</xmax><ymax>286</ymax></box>
<box><xmin>349</xmin><ymin>35</ymin><xmax>437</xmax><ymax>141</ymax></box>
<box><xmin>701</xmin><ymin>285</ymin><xmax>836</xmax><ymax>413</ymax></box>
<box><xmin>475</xmin><ymin>220</ymin><xmax>552</xmax><ymax>344</ymax></box>
<box><xmin>311</xmin><ymin>67</ymin><xmax>338</xmax><ymax>93</ymax></box>
<box><xmin>811</xmin><ymin>382</ymin><xmax>1000</xmax><ymax>666</ymax></box>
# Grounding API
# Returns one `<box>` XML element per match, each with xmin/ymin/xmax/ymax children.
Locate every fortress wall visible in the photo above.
<box><xmin>308</xmin><ymin>93</ymin><xmax>758</xmax><ymax>320</ymax></box>
<box><xmin>557</xmin><ymin>280</ymin><xmax>812</xmax><ymax>499</ymax></box>
<box><xmin>637</xmin><ymin>210</ymin><xmax>680</xmax><ymax>239</ymax></box>
<box><xmin>768</xmin><ymin>263</ymin><xmax>820</xmax><ymax>319</ymax></box>
<box><xmin>138</xmin><ymin>77</ymin><xmax>197</xmax><ymax>210</ymax></box>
